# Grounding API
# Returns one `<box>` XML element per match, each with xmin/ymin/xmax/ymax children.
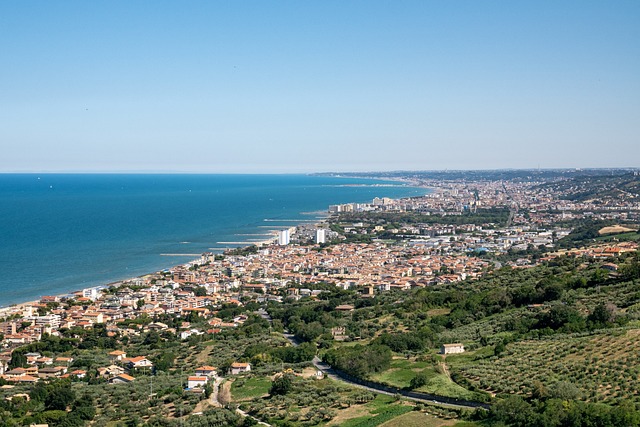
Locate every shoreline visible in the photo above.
<box><xmin>0</xmin><ymin>177</ymin><xmax>429</xmax><ymax>312</ymax></box>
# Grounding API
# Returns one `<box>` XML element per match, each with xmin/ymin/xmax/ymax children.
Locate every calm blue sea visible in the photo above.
<box><xmin>0</xmin><ymin>174</ymin><xmax>426</xmax><ymax>306</ymax></box>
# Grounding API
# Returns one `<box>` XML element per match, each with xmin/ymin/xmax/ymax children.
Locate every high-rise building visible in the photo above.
<box><xmin>278</xmin><ymin>229</ymin><xmax>290</xmax><ymax>245</ymax></box>
<box><xmin>316</xmin><ymin>229</ymin><xmax>326</xmax><ymax>244</ymax></box>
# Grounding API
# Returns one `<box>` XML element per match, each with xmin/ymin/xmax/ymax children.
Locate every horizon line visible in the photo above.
<box><xmin>1</xmin><ymin>166</ymin><xmax>639</xmax><ymax>175</ymax></box>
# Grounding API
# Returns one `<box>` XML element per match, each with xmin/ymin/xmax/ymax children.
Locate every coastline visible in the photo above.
<box><xmin>1</xmin><ymin>227</ymin><xmax>292</xmax><ymax>314</ymax></box>
<box><xmin>0</xmin><ymin>176</ymin><xmax>428</xmax><ymax>311</ymax></box>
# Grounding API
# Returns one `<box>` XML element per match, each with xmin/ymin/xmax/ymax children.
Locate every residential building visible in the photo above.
<box><xmin>230</xmin><ymin>362</ymin><xmax>251</xmax><ymax>375</ymax></box>
<box><xmin>441</xmin><ymin>343</ymin><xmax>465</xmax><ymax>355</ymax></box>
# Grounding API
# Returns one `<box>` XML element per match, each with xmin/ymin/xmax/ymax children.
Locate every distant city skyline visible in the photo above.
<box><xmin>1</xmin><ymin>1</ymin><xmax>639</xmax><ymax>173</ymax></box>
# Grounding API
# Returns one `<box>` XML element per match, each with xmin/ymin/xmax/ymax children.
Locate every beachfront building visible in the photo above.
<box><xmin>82</xmin><ymin>287</ymin><xmax>102</xmax><ymax>301</ymax></box>
<box><xmin>278</xmin><ymin>229</ymin><xmax>290</xmax><ymax>245</ymax></box>
<box><xmin>23</xmin><ymin>314</ymin><xmax>61</xmax><ymax>329</ymax></box>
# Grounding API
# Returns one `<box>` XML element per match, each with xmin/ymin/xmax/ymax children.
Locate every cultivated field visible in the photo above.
<box><xmin>453</xmin><ymin>328</ymin><xmax>640</xmax><ymax>405</ymax></box>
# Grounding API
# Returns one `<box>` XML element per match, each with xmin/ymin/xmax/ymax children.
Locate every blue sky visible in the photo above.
<box><xmin>1</xmin><ymin>1</ymin><xmax>639</xmax><ymax>172</ymax></box>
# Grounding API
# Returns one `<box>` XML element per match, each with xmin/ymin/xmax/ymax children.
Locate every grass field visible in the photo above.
<box><xmin>337</xmin><ymin>404</ymin><xmax>413</xmax><ymax>427</ymax></box>
<box><xmin>415</xmin><ymin>373</ymin><xmax>483</xmax><ymax>401</ymax></box>
<box><xmin>329</xmin><ymin>395</ymin><xmax>400</xmax><ymax>426</ymax></box>
<box><xmin>231</xmin><ymin>376</ymin><xmax>272</xmax><ymax>401</ymax></box>
<box><xmin>594</xmin><ymin>232</ymin><xmax>640</xmax><ymax>242</ymax></box>
<box><xmin>370</xmin><ymin>357</ymin><xmax>485</xmax><ymax>401</ymax></box>
<box><xmin>370</xmin><ymin>357</ymin><xmax>433</xmax><ymax>388</ymax></box>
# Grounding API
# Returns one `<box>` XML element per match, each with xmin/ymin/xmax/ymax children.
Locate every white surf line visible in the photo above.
<box><xmin>217</xmin><ymin>241</ymin><xmax>265</xmax><ymax>245</ymax></box>
<box><xmin>160</xmin><ymin>253</ymin><xmax>202</xmax><ymax>256</ymax></box>
<box><xmin>263</xmin><ymin>219</ymin><xmax>318</xmax><ymax>222</ymax></box>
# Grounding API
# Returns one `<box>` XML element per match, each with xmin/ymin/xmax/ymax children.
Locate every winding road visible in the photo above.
<box><xmin>262</xmin><ymin>310</ymin><xmax>491</xmax><ymax>410</ymax></box>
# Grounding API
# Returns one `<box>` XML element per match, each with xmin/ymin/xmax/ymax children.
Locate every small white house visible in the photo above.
<box><xmin>195</xmin><ymin>366</ymin><xmax>217</xmax><ymax>378</ymax></box>
<box><xmin>230</xmin><ymin>362</ymin><xmax>251</xmax><ymax>375</ymax></box>
<box><xmin>187</xmin><ymin>376</ymin><xmax>208</xmax><ymax>389</ymax></box>
<box><xmin>108</xmin><ymin>350</ymin><xmax>127</xmax><ymax>362</ymax></box>
<box><xmin>441</xmin><ymin>343</ymin><xmax>465</xmax><ymax>355</ymax></box>
<box><xmin>180</xmin><ymin>329</ymin><xmax>204</xmax><ymax>340</ymax></box>
<box><xmin>124</xmin><ymin>356</ymin><xmax>153</xmax><ymax>369</ymax></box>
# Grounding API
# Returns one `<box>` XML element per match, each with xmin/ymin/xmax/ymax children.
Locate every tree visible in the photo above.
<box><xmin>143</xmin><ymin>330</ymin><xmax>161</xmax><ymax>347</ymax></box>
<box><xmin>204</xmin><ymin>382</ymin><xmax>213</xmax><ymax>399</ymax></box>
<box><xmin>537</xmin><ymin>304</ymin><xmax>585</xmax><ymax>332</ymax></box>
<box><xmin>610</xmin><ymin>400</ymin><xmax>640</xmax><ymax>426</ymax></box>
<box><xmin>269</xmin><ymin>374</ymin><xmax>294</xmax><ymax>396</ymax></box>
<box><xmin>323</xmin><ymin>343</ymin><xmax>391</xmax><ymax>377</ymax></box>
<box><xmin>242</xmin><ymin>417</ymin><xmax>258</xmax><ymax>426</ymax></box>
<box><xmin>587</xmin><ymin>302</ymin><xmax>616</xmax><ymax>328</ymax></box>
<box><xmin>491</xmin><ymin>395</ymin><xmax>535</xmax><ymax>427</ymax></box>
<box><xmin>9</xmin><ymin>351</ymin><xmax>27</xmax><ymax>369</ymax></box>
<box><xmin>46</xmin><ymin>383</ymin><xmax>76</xmax><ymax>411</ymax></box>
<box><xmin>549</xmin><ymin>381</ymin><xmax>581</xmax><ymax>401</ymax></box>
<box><xmin>531</xmin><ymin>380</ymin><xmax>549</xmax><ymax>400</ymax></box>
<box><xmin>410</xmin><ymin>372</ymin><xmax>429</xmax><ymax>389</ymax></box>
<box><xmin>620</xmin><ymin>254</ymin><xmax>640</xmax><ymax>280</ymax></box>
<box><xmin>296</xmin><ymin>321</ymin><xmax>324</xmax><ymax>342</ymax></box>
<box><xmin>193</xmin><ymin>286</ymin><xmax>207</xmax><ymax>297</ymax></box>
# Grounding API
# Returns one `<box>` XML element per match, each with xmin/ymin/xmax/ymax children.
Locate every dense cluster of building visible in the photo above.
<box><xmin>329</xmin><ymin>179</ymin><xmax>640</xmax><ymax>223</ymax></box>
<box><xmin>2</xmin><ymin>174</ymin><xmax>639</xmax><ymax>386</ymax></box>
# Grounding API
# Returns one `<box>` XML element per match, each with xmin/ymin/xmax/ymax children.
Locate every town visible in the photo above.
<box><xmin>1</xmin><ymin>170</ymin><xmax>640</xmax><ymax>426</ymax></box>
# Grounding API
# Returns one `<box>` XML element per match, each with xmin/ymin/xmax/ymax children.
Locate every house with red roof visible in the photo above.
<box><xmin>123</xmin><ymin>356</ymin><xmax>153</xmax><ymax>370</ymax></box>
<box><xmin>187</xmin><ymin>376</ymin><xmax>208</xmax><ymax>389</ymax></box>
<box><xmin>110</xmin><ymin>373</ymin><xmax>135</xmax><ymax>384</ymax></box>
<box><xmin>230</xmin><ymin>362</ymin><xmax>251</xmax><ymax>375</ymax></box>
<box><xmin>195</xmin><ymin>366</ymin><xmax>217</xmax><ymax>377</ymax></box>
<box><xmin>108</xmin><ymin>350</ymin><xmax>127</xmax><ymax>362</ymax></box>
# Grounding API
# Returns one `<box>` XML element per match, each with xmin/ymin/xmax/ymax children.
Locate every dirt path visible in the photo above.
<box><xmin>218</xmin><ymin>379</ymin><xmax>232</xmax><ymax>406</ymax></box>
<box><xmin>210</xmin><ymin>376</ymin><xmax>222</xmax><ymax>407</ymax></box>
<box><xmin>235</xmin><ymin>407</ymin><xmax>272</xmax><ymax>426</ymax></box>
<box><xmin>439</xmin><ymin>360</ymin><xmax>451</xmax><ymax>381</ymax></box>
<box><xmin>194</xmin><ymin>344</ymin><xmax>215</xmax><ymax>365</ymax></box>
<box><xmin>193</xmin><ymin>376</ymin><xmax>223</xmax><ymax>413</ymax></box>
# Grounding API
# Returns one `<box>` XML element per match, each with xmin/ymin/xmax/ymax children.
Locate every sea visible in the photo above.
<box><xmin>0</xmin><ymin>174</ymin><xmax>427</xmax><ymax>306</ymax></box>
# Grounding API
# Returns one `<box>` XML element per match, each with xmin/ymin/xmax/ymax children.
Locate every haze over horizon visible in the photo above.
<box><xmin>1</xmin><ymin>1</ymin><xmax>639</xmax><ymax>173</ymax></box>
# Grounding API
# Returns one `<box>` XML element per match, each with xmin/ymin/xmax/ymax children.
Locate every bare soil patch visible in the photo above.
<box><xmin>380</xmin><ymin>411</ymin><xmax>458</xmax><ymax>427</ymax></box>
<box><xmin>599</xmin><ymin>225</ymin><xmax>636</xmax><ymax>235</ymax></box>
<box><xmin>326</xmin><ymin>404</ymin><xmax>375</xmax><ymax>426</ymax></box>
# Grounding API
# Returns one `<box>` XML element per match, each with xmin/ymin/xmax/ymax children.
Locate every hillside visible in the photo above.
<box><xmin>270</xmin><ymin>250</ymin><xmax>640</xmax><ymax>424</ymax></box>
<box><xmin>537</xmin><ymin>173</ymin><xmax>640</xmax><ymax>203</ymax></box>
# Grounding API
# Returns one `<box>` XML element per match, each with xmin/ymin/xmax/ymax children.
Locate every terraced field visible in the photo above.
<box><xmin>453</xmin><ymin>328</ymin><xmax>640</xmax><ymax>404</ymax></box>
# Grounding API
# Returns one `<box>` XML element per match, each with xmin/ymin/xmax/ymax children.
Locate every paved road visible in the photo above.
<box><xmin>310</xmin><ymin>355</ymin><xmax>489</xmax><ymax>410</ymax></box>
<box><xmin>266</xmin><ymin>310</ymin><xmax>491</xmax><ymax>410</ymax></box>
